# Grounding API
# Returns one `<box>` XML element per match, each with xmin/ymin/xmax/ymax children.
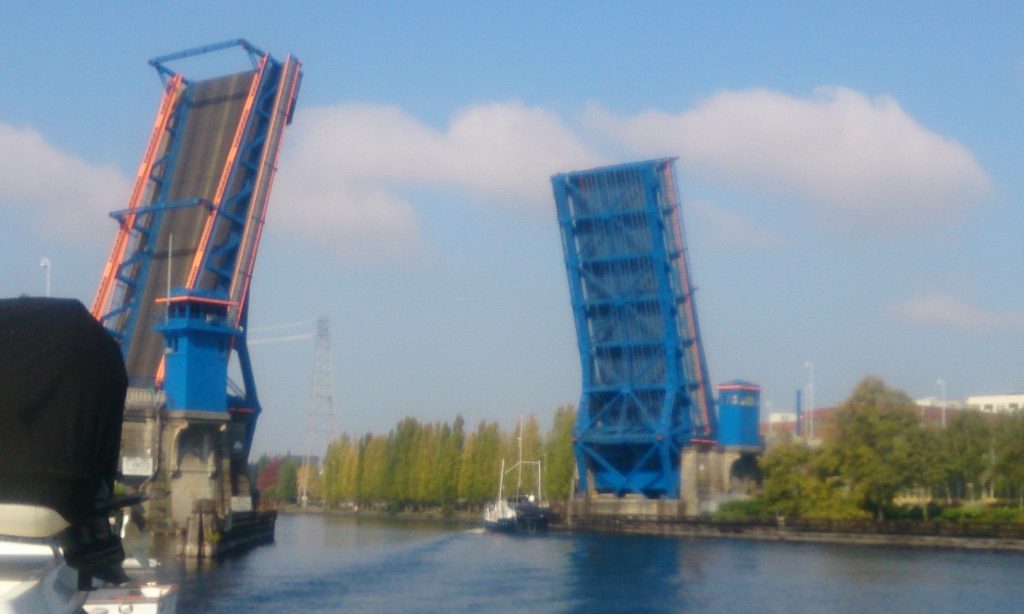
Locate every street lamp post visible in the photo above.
<box><xmin>805</xmin><ymin>361</ymin><xmax>814</xmax><ymax>441</ymax></box>
<box><xmin>39</xmin><ymin>258</ymin><xmax>50</xmax><ymax>297</ymax></box>
<box><xmin>937</xmin><ymin>379</ymin><xmax>946</xmax><ymax>428</ymax></box>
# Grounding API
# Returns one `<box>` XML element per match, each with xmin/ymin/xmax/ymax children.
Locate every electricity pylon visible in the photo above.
<box><xmin>300</xmin><ymin>316</ymin><xmax>337</xmax><ymax>506</ymax></box>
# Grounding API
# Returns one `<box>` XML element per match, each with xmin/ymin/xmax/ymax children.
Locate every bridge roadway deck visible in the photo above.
<box><xmin>125</xmin><ymin>70</ymin><xmax>255</xmax><ymax>386</ymax></box>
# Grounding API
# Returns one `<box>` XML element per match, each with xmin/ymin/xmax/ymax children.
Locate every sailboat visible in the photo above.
<box><xmin>482</xmin><ymin>419</ymin><xmax>551</xmax><ymax>534</ymax></box>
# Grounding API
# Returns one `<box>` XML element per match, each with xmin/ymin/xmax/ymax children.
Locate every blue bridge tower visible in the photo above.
<box><xmin>552</xmin><ymin>159</ymin><xmax>715</xmax><ymax>499</ymax></box>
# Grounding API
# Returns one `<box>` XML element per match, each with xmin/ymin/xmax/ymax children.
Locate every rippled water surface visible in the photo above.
<box><xmin>158</xmin><ymin>514</ymin><xmax>1024</xmax><ymax>613</ymax></box>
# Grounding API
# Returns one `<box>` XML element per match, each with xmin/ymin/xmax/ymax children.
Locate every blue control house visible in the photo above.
<box><xmin>156</xmin><ymin>289</ymin><xmax>238</xmax><ymax>413</ymax></box>
<box><xmin>716</xmin><ymin>380</ymin><xmax>762</xmax><ymax>450</ymax></box>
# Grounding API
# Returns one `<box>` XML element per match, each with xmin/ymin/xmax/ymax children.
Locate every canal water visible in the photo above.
<box><xmin>159</xmin><ymin>514</ymin><xmax>1024</xmax><ymax>613</ymax></box>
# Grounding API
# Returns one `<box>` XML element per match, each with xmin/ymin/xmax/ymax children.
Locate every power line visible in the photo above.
<box><xmin>248</xmin><ymin>333</ymin><xmax>315</xmax><ymax>345</ymax></box>
<box><xmin>248</xmin><ymin>319</ymin><xmax>316</xmax><ymax>333</ymax></box>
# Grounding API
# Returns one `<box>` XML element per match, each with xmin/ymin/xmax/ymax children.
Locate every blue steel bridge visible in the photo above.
<box><xmin>552</xmin><ymin>159</ymin><xmax>716</xmax><ymax>499</ymax></box>
<box><xmin>84</xmin><ymin>39</ymin><xmax>720</xmax><ymax>518</ymax></box>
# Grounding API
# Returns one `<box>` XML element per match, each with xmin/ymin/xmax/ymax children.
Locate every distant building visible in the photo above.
<box><xmin>914</xmin><ymin>397</ymin><xmax>963</xmax><ymax>411</ymax></box>
<box><xmin>760</xmin><ymin>412</ymin><xmax>797</xmax><ymax>441</ymax></box>
<box><xmin>965</xmin><ymin>393</ymin><xmax>1024</xmax><ymax>414</ymax></box>
<box><xmin>759</xmin><ymin>408</ymin><xmax>837</xmax><ymax>444</ymax></box>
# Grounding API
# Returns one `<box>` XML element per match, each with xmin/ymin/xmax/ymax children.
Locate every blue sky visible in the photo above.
<box><xmin>2</xmin><ymin>3</ymin><xmax>1023</xmax><ymax>455</ymax></box>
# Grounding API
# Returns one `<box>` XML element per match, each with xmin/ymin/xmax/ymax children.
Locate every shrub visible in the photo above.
<box><xmin>713</xmin><ymin>499</ymin><xmax>767</xmax><ymax>520</ymax></box>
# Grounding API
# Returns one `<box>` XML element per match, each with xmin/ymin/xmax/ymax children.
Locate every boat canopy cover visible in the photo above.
<box><xmin>0</xmin><ymin>297</ymin><xmax>127</xmax><ymax>524</ymax></box>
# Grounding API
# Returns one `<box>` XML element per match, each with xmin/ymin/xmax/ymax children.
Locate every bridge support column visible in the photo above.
<box><xmin>163</xmin><ymin>410</ymin><xmax>232</xmax><ymax>530</ymax></box>
<box><xmin>681</xmin><ymin>447</ymin><xmax>727</xmax><ymax>516</ymax></box>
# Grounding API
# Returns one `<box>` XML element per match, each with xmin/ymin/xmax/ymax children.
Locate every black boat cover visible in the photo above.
<box><xmin>0</xmin><ymin>297</ymin><xmax>127</xmax><ymax>525</ymax></box>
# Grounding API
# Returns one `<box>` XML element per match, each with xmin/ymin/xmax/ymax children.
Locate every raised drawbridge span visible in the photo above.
<box><xmin>92</xmin><ymin>39</ymin><xmax>300</xmax><ymax>449</ymax></box>
<box><xmin>552</xmin><ymin>159</ymin><xmax>716</xmax><ymax>500</ymax></box>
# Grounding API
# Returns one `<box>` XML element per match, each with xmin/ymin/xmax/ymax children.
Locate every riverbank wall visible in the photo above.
<box><xmin>279</xmin><ymin>504</ymin><xmax>481</xmax><ymax>527</ymax></box>
<box><xmin>566</xmin><ymin>514</ymin><xmax>1024</xmax><ymax>552</ymax></box>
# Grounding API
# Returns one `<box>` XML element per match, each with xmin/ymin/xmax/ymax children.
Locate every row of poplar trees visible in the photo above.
<box><xmin>321</xmin><ymin>405</ymin><xmax>577</xmax><ymax>510</ymax></box>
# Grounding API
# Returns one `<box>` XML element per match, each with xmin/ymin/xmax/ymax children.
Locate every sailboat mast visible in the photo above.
<box><xmin>537</xmin><ymin>461</ymin><xmax>543</xmax><ymax>503</ymax></box>
<box><xmin>498</xmin><ymin>458</ymin><xmax>505</xmax><ymax>500</ymax></box>
<box><xmin>516</xmin><ymin>415</ymin><xmax>524</xmax><ymax>496</ymax></box>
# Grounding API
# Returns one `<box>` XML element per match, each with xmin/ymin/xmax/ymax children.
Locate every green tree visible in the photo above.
<box><xmin>435</xmin><ymin>417</ymin><xmax>465</xmax><ymax>509</ymax></box>
<box><xmin>322</xmin><ymin>439</ymin><xmax>343</xmax><ymax>505</ymax></box>
<box><xmin>458</xmin><ymin>421</ymin><xmax>502</xmax><ymax>505</ymax></box>
<box><xmin>323</xmin><ymin>435</ymin><xmax>360</xmax><ymax>506</ymax></box>
<box><xmin>992</xmin><ymin>414</ymin><xmax>1024</xmax><ymax>506</ymax></box>
<box><xmin>544</xmin><ymin>405</ymin><xmax>577</xmax><ymax>501</ymax></box>
<box><xmin>275</xmin><ymin>456</ymin><xmax>300</xmax><ymax>503</ymax></box>
<box><xmin>915</xmin><ymin>428</ymin><xmax>948</xmax><ymax>517</ymax></box>
<box><xmin>828</xmin><ymin>377</ymin><xmax>926</xmax><ymax>519</ymax></box>
<box><xmin>760</xmin><ymin>439</ymin><xmax>815</xmax><ymax>518</ymax></box>
<box><xmin>760</xmin><ymin>439</ymin><xmax>865</xmax><ymax>520</ymax></box>
<box><xmin>360</xmin><ymin>435</ymin><xmax>389</xmax><ymax>504</ymax></box>
<box><xmin>340</xmin><ymin>437</ymin><xmax>361</xmax><ymax>501</ymax></box>
<box><xmin>411</xmin><ymin>422</ymin><xmax>439</xmax><ymax>505</ymax></box>
<box><xmin>941</xmin><ymin>410</ymin><xmax>992</xmax><ymax>501</ymax></box>
<box><xmin>385</xmin><ymin>418</ymin><xmax>420</xmax><ymax>505</ymax></box>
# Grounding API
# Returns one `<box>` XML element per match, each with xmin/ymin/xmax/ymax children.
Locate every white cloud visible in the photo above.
<box><xmin>273</xmin><ymin>101</ymin><xmax>601</xmax><ymax>263</ymax></box>
<box><xmin>690</xmin><ymin>199</ymin><xmax>790</xmax><ymax>250</ymax></box>
<box><xmin>442</xmin><ymin>102</ymin><xmax>601</xmax><ymax>207</ymax></box>
<box><xmin>584</xmin><ymin>87</ymin><xmax>991</xmax><ymax>231</ymax></box>
<box><xmin>0</xmin><ymin>123</ymin><xmax>130</xmax><ymax>242</ymax></box>
<box><xmin>889</xmin><ymin>294</ymin><xmax>1024</xmax><ymax>333</ymax></box>
<box><xmin>5</xmin><ymin>87</ymin><xmax>987</xmax><ymax>267</ymax></box>
<box><xmin>275</xmin><ymin>88</ymin><xmax>992</xmax><ymax>263</ymax></box>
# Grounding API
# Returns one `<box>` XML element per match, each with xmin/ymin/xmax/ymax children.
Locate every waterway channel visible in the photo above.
<box><xmin>154</xmin><ymin>513</ymin><xmax>1024</xmax><ymax>613</ymax></box>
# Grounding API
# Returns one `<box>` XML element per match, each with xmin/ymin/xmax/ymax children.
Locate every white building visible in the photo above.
<box><xmin>965</xmin><ymin>392</ymin><xmax>1024</xmax><ymax>414</ymax></box>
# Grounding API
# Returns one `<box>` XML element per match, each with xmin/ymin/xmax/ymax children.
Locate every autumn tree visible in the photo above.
<box><xmin>250</xmin><ymin>454</ymin><xmax>272</xmax><ymax>497</ymax></box>
<box><xmin>256</xmin><ymin>455</ymin><xmax>301</xmax><ymax>503</ymax></box>
<box><xmin>297</xmin><ymin>463</ymin><xmax>323</xmax><ymax>502</ymax></box>
<box><xmin>256</xmin><ymin>456</ymin><xmax>283</xmax><ymax>499</ymax></box>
